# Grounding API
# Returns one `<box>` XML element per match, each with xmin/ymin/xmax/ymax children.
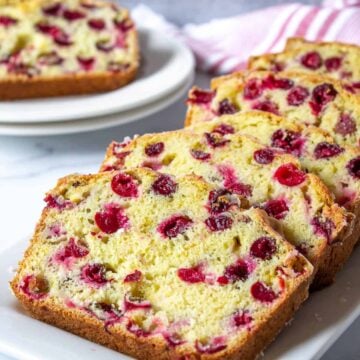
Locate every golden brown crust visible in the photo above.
<box><xmin>285</xmin><ymin>37</ymin><xmax>360</xmax><ymax>52</ymax></box>
<box><xmin>10</xmin><ymin>275</ymin><xmax>310</xmax><ymax>360</ymax></box>
<box><xmin>0</xmin><ymin>64</ymin><xmax>138</xmax><ymax>100</ymax></box>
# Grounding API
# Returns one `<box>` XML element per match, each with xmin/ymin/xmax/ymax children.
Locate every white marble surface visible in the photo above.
<box><xmin>0</xmin><ymin>72</ymin><xmax>359</xmax><ymax>360</ymax></box>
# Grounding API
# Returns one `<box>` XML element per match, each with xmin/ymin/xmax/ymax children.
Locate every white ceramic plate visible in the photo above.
<box><xmin>0</xmin><ymin>238</ymin><xmax>359</xmax><ymax>360</ymax></box>
<box><xmin>0</xmin><ymin>26</ymin><xmax>194</xmax><ymax>123</ymax></box>
<box><xmin>0</xmin><ymin>74</ymin><xmax>193</xmax><ymax>136</ymax></box>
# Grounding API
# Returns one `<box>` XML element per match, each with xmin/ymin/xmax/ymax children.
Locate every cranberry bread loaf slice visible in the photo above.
<box><xmin>0</xmin><ymin>0</ymin><xmax>138</xmax><ymax>99</ymax></box>
<box><xmin>11</xmin><ymin>168</ymin><xmax>313</xmax><ymax>360</ymax></box>
<box><xmin>185</xmin><ymin>71</ymin><xmax>360</xmax><ymax>147</ymax></box>
<box><xmin>100</xmin><ymin>132</ymin><xmax>354</xmax><ymax>288</ymax></box>
<box><xmin>248</xmin><ymin>38</ymin><xmax>360</xmax><ymax>94</ymax></box>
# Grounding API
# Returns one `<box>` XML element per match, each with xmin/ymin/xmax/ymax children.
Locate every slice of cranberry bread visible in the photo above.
<box><xmin>11</xmin><ymin>168</ymin><xmax>313</xmax><ymax>360</ymax></box>
<box><xmin>185</xmin><ymin>70</ymin><xmax>360</xmax><ymax>147</ymax></box>
<box><xmin>0</xmin><ymin>0</ymin><xmax>138</xmax><ymax>99</ymax></box>
<box><xmin>100</xmin><ymin>132</ymin><xmax>353</xmax><ymax>288</ymax></box>
<box><xmin>248</xmin><ymin>38</ymin><xmax>360</xmax><ymax>94</ymax></box>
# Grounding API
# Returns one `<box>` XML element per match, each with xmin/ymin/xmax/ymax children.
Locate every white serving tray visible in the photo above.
<box><xmin>0</xmin><ymin>238</ymin><xmax>359</xmax><ymax>360</ymax></box>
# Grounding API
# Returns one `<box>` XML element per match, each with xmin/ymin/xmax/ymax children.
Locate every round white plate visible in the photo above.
<box><xmin>1</xmin><ymin>26</ymin><xmax>194</xmax><ymax>123</ymax></box>
<box><xmin>0</xmin><ymin>74</ymin><xmax>193</xmax><ymax>136</ymax></box>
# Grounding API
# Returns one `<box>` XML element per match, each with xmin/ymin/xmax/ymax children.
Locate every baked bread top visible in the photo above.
<box><xmin>11</xmin><ymin>168</ymin><xmax>313</xmax><ymax>358</ymax></box>
<box><xmin>185</xmin><ymin>70</ymin><xmax>360</xmax><ymax>147</ymax></box>
<box><xmin>0</xmin><ymin>0</ymin><xmax>138</xmax><ymax>78</ymax></box>
<box><xmin>248</xmin><ymin>38</ymin><xmax>360</xmax><ymax>94</ymax></box>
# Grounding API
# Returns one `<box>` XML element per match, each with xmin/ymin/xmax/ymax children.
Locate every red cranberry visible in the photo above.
<box><xmin>220</xmin><ymin>259</ymin><xmax>251</xmax><ymax>284</ymax></box>
<box><xmin>158</xmin><ymin>215</ymin><xmax>193</xmax><ymax>238</ymax></box>
<box><xmin>287</xmin><ymin>86</ymin><xmax>309</xmax><ymax>106</ymax></box>
<box><xmin>38</xmin><ymin>51</ymin><xmax>63</xmax><ymax>65</ymax></box>
<box><xmin>254</xmin><ymin>148</ymin><xmax>274</xmax><ymax>164</ymax></box>
<box><xmin>54</xmin><ymin>32</ymin><xmax>73</xmax><ymax>46</ymax></box>
<box><xmin>164</xmin><ymin>333</ymin><xmax>185</xmax><ymax>347</ymax></box>
<box><xmin>126</xmin><ymin>321</ymin><xmax>151</xmax><ymax>337</ymax></box>
<box><xmin>0</xmin><ymin>15</ymin><xmax>18</xmax><ymax>27</ymax></box>
<box><xmin>95</xmin><ymin>204</ymin><xmax>129</xmax><ymax>234</ymax></box>
<box><xmin>263</xmin><ymin>199</ymin><xmax>289</xmax><ymax>220</ymax></box>
<box><xmin>213</xmin><ymin>123</ymin><xmax>235</xmax><ymax>135</ymax></box>
<box><xmin>44</xmin><ymin>194</ymin><xmax>72</xmax><ymax>210</ymax></box>
<box><xmin>88</xmin><ymin>18</ymin><xmax>106</xmax><ymax>30</ymax></box>
<box><xmin>53</xmin><ymin>238</ymin><xmax>89</xmax><ymax>266</ymax></box>
<box><xmin>274</xmin><ymin>163</ymin><xmax>306</xmax><ymax>186</ymax></box>
<box><xmin>96</xmin><ymin>40</ymin><xmax>114</xmax><ymax>52</ymax></box>
<box><xmin>347</xmin><ymin>157</ymin><xmax>360</xmax><ymax>179</ymax></box>
<box><xmin>314</xmin><ymin>142</ymin><xmax>344</xmax><ymax>159</ymax></box>
<box><xmin>81</xmin><ymin>263</ymin><xmax>108</xmax><ymax>287</ymax></box>
<box><xmin>190</xmin><ymin>149</ymin><xmax>211</xmax><ymax>161</ymax></box>
<box><xmin>231</xmin><ymin>310</ymin><xmax>253</xmax><ymax>328</ymax></box>
<box><xmin>207</xmin><ymin>189</ymin><xmax>235</xmax><ymax>214</ymax></box>
<box><xmin>124</xmin><ymin>270</ymin><xmax>142</xmax><ymax>283</ymax></box>
<box><xmin>301</xmin><ymin>51</ymin><xmax>322</xmax><ymax>69</ymax></box>
<box><xmin>77</xmin><ymin>56</ymin><xmax>95</xmax><ymax>71</ymax></box>
<box><xmin>230</xmin><ymin>182</ymin><xmax>253</xmax><ymax>197</ymax></box>
<box><xmin>195</xmin><ymin>337</ymin><xmax>227</xmax><ymax>354</ymax></box>
<box><xmin>7</xmin><ymin>63</ymin><xmax>39</xmax><ymax>77</ymax></box>
<box><xmin>271</xmin><ymin>129</ymin><xmax>302</xmax><ymax>155</ymax></box>
<box><xmin>114</xmin><ymin>19</ymin><xmax>134</xmax><ymax>32</ymax></box>
<box><xmin>205</xmin><ymin>214</ymin><xmax>233</xmax><ymax>232</ymax></box>
<box><xmin>324</xmin><ymin>57</ymin><xmax>342</xmax><ymax>72</ymax></box>
<box><xmin>152</xmin><ymin>174</ymin><xmax>177</xmax><ymax>196</ymax></box>
<box><xmin>218</xmin><ymin>164</ymin><xmax>252</xmax><ymax>197</ymax></box>
<box><xmin>187</xmin><ymin>88</ymin><xmax>215</xmax><ymax>105</ymax></box>
<box><xmin>111</xmin><ymin>173</ymin><xmax>138</xmax><ymax>197</ymax></box>
<box><xmin>250</xmin><ymin>237</ymin><xmax>276</xmax><ymax>260</ymax></box>
<box><xmin>42</xmin><ymin>3</ymin><xmax>62</xmax><ymax>16</ymax></box>
<box><xmin>177</xmin><ymin>265</ymin><xmax>205</xmax><ymax>283</ymax></box>
<box><xmin>262</xmin><ymin>74</ymin><xmax>294</xmax><ymax>90</ymax></box>
<box><xmin>124</xmin><ymin>294</ymin><xmax>151</xmax><ymax>311</ymax></box>
<box><xmin>243</xmin><ymin>78</ymin><xmax>263</xmax><ymax>100</ymax></box>
<box><xmin>218</xmin><ymin>99</ymin><xmax>238</xmax><ymax>115</ymax></box>
<box><xmin>271</xmin><ymin>61</ymin><xmax>285</xmax><ymax>72</ymax></box>
<box><xmin>309</xmin><ymin>83</ymin><xmax>337</xmax><ymax>115</ymax></box>
<box><xmin>35</xmin><ymin>22</ymin><xmax>59</xmax><ymax>35</ymax></box>
<box><xmin>204</xmin><ymin>132</ymin><xmax>229</xmax><ymax>148</ymax></box>
<box><xmin>63</xmin><ymin>9</ymin><xmax>85</xmax><ymax>21</ymax></box>
<box><xmin>251</xmin><ymin>281</ymin><xmax>277</xmax><ymax>302</ymax></box>
<box><xmin>35</xmin><ymin>22</ymin><xmax>73</xmax><ymax>46</ymax></box>
<box><xmin>334</xmin><ymin>113</ymin><xmax>356</xmax><ymax>136</ymax></box>
<box><xmin>20</xmin><ymin>275</ymin><xmax>49</xmax><ymax>300</ymax></box>
<box><xmin>252</xmin><ymin>100</ymin><xmax>279</xmax><ymax>115</ymax></box>
<box><xmin>311</xmin><ymin>216</ymin><xmax>334</xmax><ymax>243</ymax></box>
<box><xmin>145</xmin><ymin>142</ymin><xmax>164</xmax><ymax>157</ymax></box>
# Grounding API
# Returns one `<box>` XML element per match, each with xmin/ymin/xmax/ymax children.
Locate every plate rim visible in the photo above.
<box><xmin>0</xmin><ymin>73</ymin><xmax>194</xmax><ymax>136</ymax></box>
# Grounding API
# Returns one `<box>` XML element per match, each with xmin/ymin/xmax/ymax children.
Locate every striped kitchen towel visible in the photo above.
<box><xmin>132</xmin><ymin>0</ymin><xmax>360</xmax><ymax>74</ymax></box>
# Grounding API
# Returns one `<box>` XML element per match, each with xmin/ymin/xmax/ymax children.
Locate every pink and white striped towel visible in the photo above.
<box><xmin>132</xmin><ymin>0</ymin><xmax>360</xmax><ymax>75</ymax></box>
